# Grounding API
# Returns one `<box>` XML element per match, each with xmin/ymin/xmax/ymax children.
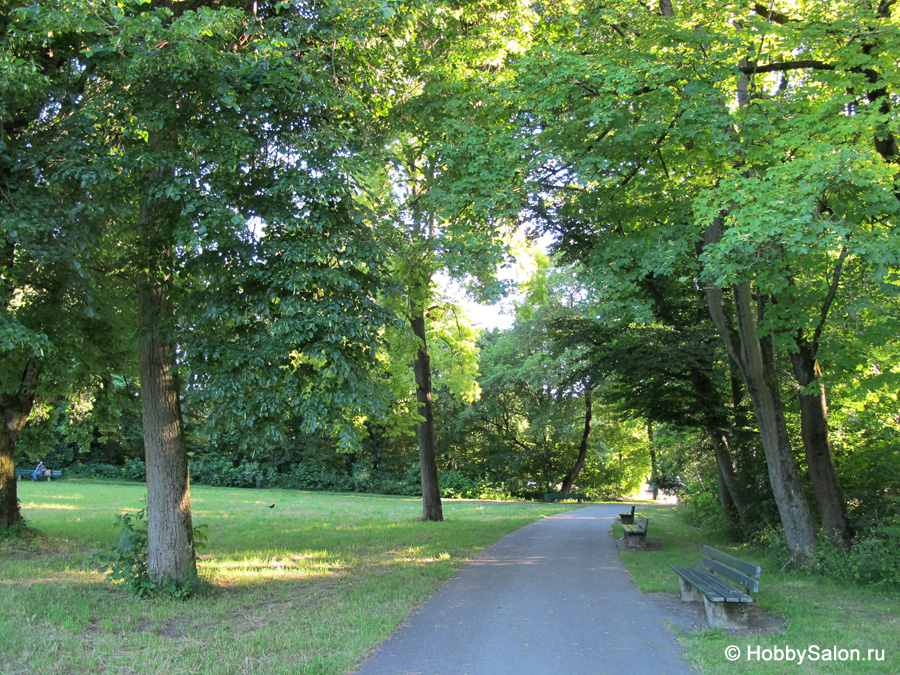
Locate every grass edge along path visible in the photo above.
<box><xmin>614</xmin><ymin>505</ymin><xmax>900</xmax><ymax>674</ymax></box>
<box><xmin>1</xmin><ymin>480</ymin><xmax>583</xmax><ymax>675</ymax></box>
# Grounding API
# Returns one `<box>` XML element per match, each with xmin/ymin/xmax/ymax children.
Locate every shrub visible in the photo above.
<box><xmin>86</xmin><ymin>508</ymin><xmax>207</xmax><ymax>599</ymax></box>
<box><xmin>189</xmin><ymin>456</ymin><xmax>266</xmax><ymax>488</ymax></box>
<box><xmin>812</xmin><ymin>530</ymin><xmax>900</xmax><ymax>589</ymax></box>
<box><xmin>71</xmin><ymin>462</ymin><xmax>125</xmax><ymax>479</ymax></box>
<box><xmin>440</xmin><ymin>470</ymin><xmax>479</xmax><ymax>499</ymax></box>
<box><xmin>122</xmin><ymin>458</ymin><xmax>146</xmax><ymax>481</ymax></box>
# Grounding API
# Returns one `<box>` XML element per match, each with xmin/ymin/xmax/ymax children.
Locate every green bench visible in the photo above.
<box><xmin>543</xmin><ymin>492</ymin><xmax>587</xmax><ymax>503</ymax></box>
<box><xmin>621</xmin><ymin>514</ymin><xmax>649</xmax><ymax>549</ymax></box>
<box><xmin>672</xmin><ymin>545</ymin><xmax>761</xmax><ymax>629</ymax></box>
<box><xmin>15</xmin><ymin>469</ymin><xmax>62</xmax><ymax>481</ymax></box>
<box><xmin>619</xmin><ymin>504</ymin><xmax>636</xmax><ymax>524</ymax></box>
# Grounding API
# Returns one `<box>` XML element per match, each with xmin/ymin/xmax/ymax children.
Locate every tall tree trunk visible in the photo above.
<box><xmin>138</xmin><ymin>138</ymin><xmax>196</xmax><ymax>584</ymax></box>
<box><xmin>138</xmin><ymin>262</ymin><xmax>196</xmax><ymax>585</ymax></box>
<box><xmin>716</xmin><ymin>461</ymin><xmax>738</xmax><ymax>526</ymax></box>
<box><xmin>648</xmin><ymin>421</ymin><xmax>658</xmax><ymax>500</ymax></box>
<box><xmin>685</xmin><ymin>364</ymin><xmax>754</xmax><ymax>534</ymax></box>
<box><xmin>790</xmin><ymin>345</ymin><xmax>852</xmax><ymax>550</ymax></box>
<box><xmin>705</xmin><ymin>221</ymin><xmax>817</xmax><ymax>561</ymax></box>
<box><xmin>0</xmin><ymin>360</ymin><xmax>41</xmax><ymax>530</ymax></box>
<box><xmin>560</xmin><ymin>387</ymin><xmax>592</xmax><ymax>494</ymax></box>
<box><xmin>710</xmin><ymin>278</ymin><xmax>817</xmax><ymax>561</ymax></box>
<box><xmin>410</xmin><ymin>308</ymin><xmax>443</xmax><ymax>522</ymax></box>
<box><xmin>708</xmin><ymin>427</ymin><xmax>753</xmax><ymax>535</ymax></box>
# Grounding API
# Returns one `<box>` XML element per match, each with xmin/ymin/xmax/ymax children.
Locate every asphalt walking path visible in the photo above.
<box><xmin>352</xmin><ymin>503</ymin><xmax>695</xmax><ymax>675</ymax></box>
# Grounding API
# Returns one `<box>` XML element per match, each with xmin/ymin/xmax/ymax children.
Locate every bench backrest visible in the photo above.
<box><xmin>702</xmin><ymin>545</ymin><xmax>760</xmax><ymax>594</ymax></box>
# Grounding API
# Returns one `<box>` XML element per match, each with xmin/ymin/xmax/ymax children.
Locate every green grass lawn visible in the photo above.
<box><xmin>1</xmin><ymin>480</ymin><xmax>576</xmax><ymax>675</ymax></box>
<box><xmin>616</xmin><ymin>505</ymin><xmax>900</xmax><ymax>674</ymax></box>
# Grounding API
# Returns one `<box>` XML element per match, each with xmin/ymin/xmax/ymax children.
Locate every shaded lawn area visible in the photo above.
<box><xmin>615</xmin><ymin>505</ymin><xmax>900</xmax><ymax>674</ymax></box>
<box><xmin>1</xmin><ymin>480</ymin><xmax>578</xmax><ymax>675</ymax></box>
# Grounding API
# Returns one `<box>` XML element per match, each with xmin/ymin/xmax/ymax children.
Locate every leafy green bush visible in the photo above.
<box><xmin>71</xmin><ymin>462</ymin><xmax>125</xmax><ymax>479</ymax></box>
<box><xmin>86</xmin><ymin>508</ymin><xmax>208</xmax><ymax>599</ymax></box>
<box><xmin>439</xmin><ymin>469</ymin><xmax>479</xmax><ymax>499</ymax></box>
<box><xmin>121</xmin><ymin>458</ymin><xmax>146</xmax><ymax>481</ymax></box>
<box><xmin>189</xmin><ymin>456</ymin><xmax>268</xmax><ymax>488</ymax></box>
<box><xmin>812</xmin><ymin>529</ymin><xmax>900</xmax><ymax>589</ymax></box>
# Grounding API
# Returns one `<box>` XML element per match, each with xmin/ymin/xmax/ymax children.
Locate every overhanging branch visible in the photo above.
<box><xmin>739</xmin><ymin>60</ymin><xmax>835</xmax><ymax>74</ymax></box>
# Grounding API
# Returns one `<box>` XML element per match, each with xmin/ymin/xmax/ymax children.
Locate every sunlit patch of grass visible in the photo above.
<box><xmin>2</xmin><ymin>480</ymin><xmax>578</xmax><ymax>675</ymax></box>
<box><xmin>22</xmin><ymin>502</ymin><xmax>79</xmax><ymax>510</ymax></box>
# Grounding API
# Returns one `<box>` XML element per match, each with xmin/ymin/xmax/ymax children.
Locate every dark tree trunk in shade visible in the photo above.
<box><xmin>685</xmin><ymin>364</ymin><xmax>754</xmax><ymax>535</ymax></box>
<box><xmin>0</xmin><ymin>360</ymin><xmax>40</xmax><ymax>530</ymax></box>
<box><xmin>411</xmin><ymin>309</ymin><xmax>443</xmax><ymax>522</ymax></box>
<box><xmin>708</xmin><ymin>428</ymin><xmax>753</xmax><ymax>535</ymax></box>
<box><xmin>560</xmin><ymin>387</ymin><xmax>592</xmax><ymax>494</ymax></box>
<box><xmin>790</xmin><ymin>345</ymin><xmax>852</xmax><ymax>550</ymax></box>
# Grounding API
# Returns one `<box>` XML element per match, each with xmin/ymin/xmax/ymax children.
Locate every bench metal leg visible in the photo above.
<box><xmin>703</xmin><ymin>599</ymin><xmax>749</xmax><ymax>629</ymax></box>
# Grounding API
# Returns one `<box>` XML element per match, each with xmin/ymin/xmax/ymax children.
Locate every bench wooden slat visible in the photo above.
<box><xmin>702</xmin><ymin>556</ymin><xmax>760</xmax><ymax>594</ymax></box>
<box><xmin>672</xmin><ymin>566</ymin><xmax>725</xmax><ymax>602</ymax></box>
<box><xmin>622</xmin><ymin>515</ymin><xmax>649</xmax><ymax>536</ymax></box>
<box><xmin>703</xmin><ymin>546</ymin><xmax>761</xmax><ymax>579</ymax></box>
<box><xmin>672</xmin><ymin>565</ymin><xmax>752</xmax><ymax>603</ymax></box>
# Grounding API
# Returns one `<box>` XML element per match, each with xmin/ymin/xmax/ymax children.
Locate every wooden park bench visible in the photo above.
<box><xmin>15</xmin><ymin>469</ymin><xmax>62</xmax><ymax>481</ymax></box>
<box><xmin>619</xmin><ymin>505</ymin><xmax>636</xmax><ymax>524</ymax></box>
<box><xmin>621</xmin><ymin>514</ymin><xmax>649</xmax><ymax>549</ymax></box>
<box><xmin>543</xmin><ymin>492</ymin><xmax>587</xmax><ymax>503</ymax></box>
<box><xmin>672</xmin><ymin>546</ymin><xmax>761</xmax><ymax>629</ymax></box>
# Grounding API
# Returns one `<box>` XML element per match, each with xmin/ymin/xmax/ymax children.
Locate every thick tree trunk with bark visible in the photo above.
<box><xmin>560</xmin><ymin>387</ymin><xmax>592</xmax><ymax>494</ymax></box>
<box><xmin>138</xmin><ymin>268</ymin><xmax>197</xmax><ymax>584</ymax></box>
<box><xmin>0</xmin><ymin>361</ymin><xmax>41</xmax><ymax>530</ymax></box>
<box><xmin>137</xmin><ymin>139</ymin><xmax>197</xmax><ymax>584</ymax></box>
<box><xmin>790</xmin><ymin>345</ymin><xmax>852</xmax><ymax>549</ymax></box>
<box><xmin>714</xmin><ymin>279</ymin><xmax>817</xmax><ymax>561</ymax></box>
<box><xmin>411</xmin><ymin>309</ymin><xmax>443</xmax><ymax>522</ymax></box>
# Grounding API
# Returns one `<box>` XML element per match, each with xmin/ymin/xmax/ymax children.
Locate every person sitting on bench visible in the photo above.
<box><xmin>32</xmin><ymin>461</ymin><xmax>47</xmax><ymax>480</ymax></box>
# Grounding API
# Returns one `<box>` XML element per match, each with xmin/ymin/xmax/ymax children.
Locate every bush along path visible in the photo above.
<box><xmin>352</xmin><ymin>503</ymin><xmax>694</xmax><ymax>675</ymax></box>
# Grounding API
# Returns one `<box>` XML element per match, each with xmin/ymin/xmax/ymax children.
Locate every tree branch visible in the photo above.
<box><xmin>811</xmin><ymin>246</ymin><xmax>849</xmax><ymax>354</ymax></box>
<box><xmin>739</xmin><ymin>60</ymin><xmax>835</xmax><ymax>74</ymax></box>
<box><xmin>752</xmin><ymin>3</ymin><xmax>796</xmax><ymax>24</ymax></box>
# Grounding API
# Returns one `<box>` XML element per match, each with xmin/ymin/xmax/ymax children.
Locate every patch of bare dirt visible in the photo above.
<box><xmin>644</xmin><ymin>592</ymin><xmax>787</xmax><ymax>636</ymax></box>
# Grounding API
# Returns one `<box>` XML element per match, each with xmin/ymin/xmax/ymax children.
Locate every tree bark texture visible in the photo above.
<box><xmin>560</xmin><ymin>387</ymin><xmax>592</xmax><ymax>494</ymax></box>
<box><xmin>790</xmin><ymin>346</ymin><xmax>852</xmax><ymax>549</ymax></box>
<box><xmin>137</xmin><ymin>138</ymin><xmax>197</xmax><ymax>583</ymax></box>
<box><xmin>411</xmin><ymin>309</ymin><xmax>443</xmax><ymax>522</ymax></box>
<box><xmin>138</xmin><ymin>270</ymin><xmax>197</xmax><ymax>584</ymax></box>
<box><xmin>730</xmin><ymin>282</ymin><xmax>817</xmax><ymax>559</ymax></box>
<box><xmin>0</xmin><ymin>360</ymin><xmax>41</xmax><ymax>530</ymax></box>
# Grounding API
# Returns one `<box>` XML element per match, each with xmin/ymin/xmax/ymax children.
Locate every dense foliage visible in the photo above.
<box><xmin>3</xmin><ymin>0</ymin><xmax>900</xmax><ymax>586</ymax></box>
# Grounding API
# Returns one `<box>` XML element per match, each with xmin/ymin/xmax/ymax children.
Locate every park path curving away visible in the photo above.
<box><xmin>351</xmin><ymin>503</ymin><xmax>695</xmax><ymax>675</ymax></box>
